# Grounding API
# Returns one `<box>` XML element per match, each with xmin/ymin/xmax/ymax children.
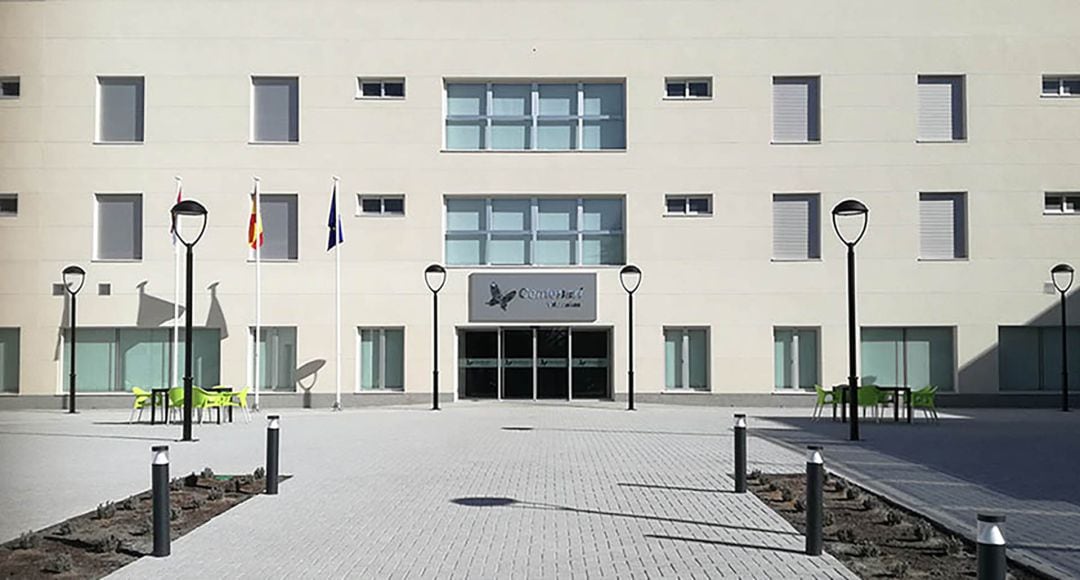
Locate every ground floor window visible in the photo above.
<box><xmin>860</xmin><ymin>327</ymin><xmax>954</xmax><ymax>391</ymax></box>
<box><xmin>774</xmin><ymin>328</ymin><xmax>819</xmax><ymax>389</ymax></box>
<box><xmin>63</xmin><ymin>328</ymin><xmax>220</xmax><ymax>392</ymax></box>
<box><xmin>999</xmin><ymin>326</ymin><xmax>1080</xmax><ymax>391</ymax></box>
<box><xmin>664</xmin><ymin>327</ymin><xmax>709</xmax><ymax>391</ymax></box>
<box><xmin>359</xmin><ymin>328</ymin><xmax>404</xmax><ymax>391</ymax></box>
<box><xmin>0</xmin><ymin>328</ymin><xmax>19</xmax><ymax>393</ymax></box>
<box><xmin>250</xmin><ymin>327</ymin><xmax>297</xmax><ymax>392</ymax></box>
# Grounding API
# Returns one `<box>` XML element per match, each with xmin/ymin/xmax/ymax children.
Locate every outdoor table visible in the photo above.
<box><xmin>835</xmin><ymin>385</ymin><xmax>912</xmax><ymax>424</ymax></box>
<box><xmin>150</xmin><ymin>388</ymin><xmax>170</xmax><ymax>425</ymax></box>
<box><xmin>209</xmin><ymin>387</ymin><xmax>235</xmax><ymax>424</ymax></box>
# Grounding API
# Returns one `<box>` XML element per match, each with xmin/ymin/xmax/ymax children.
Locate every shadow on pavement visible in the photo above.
<box><xmin>645</xmin><ymin>533</ymin><xmax>805</xmax><ymax>554</ymax></box>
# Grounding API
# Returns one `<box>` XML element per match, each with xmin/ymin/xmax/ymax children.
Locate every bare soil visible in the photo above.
<box><xmin>0</xmin><ymin>469</ymin><xmax>282</xmax><ymax>579</ymax></box>
<box><xmin>748</xmin><ymin>472</ymin><xmax>1048</xmax><ymax>579</ymax></box>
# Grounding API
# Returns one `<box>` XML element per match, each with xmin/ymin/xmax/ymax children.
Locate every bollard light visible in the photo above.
<box><xmin>266</xmin><ymin>415</ymin><xmax>280</xmax><ymax>495</ymax></box>
<box><xmin>733</xmin><ymin>414</ymin><xmax>747</xmax><ymax>493</ymax></box>
<box><xmin>805</xmin><ymin>445</ymin><xmax>825</xmax><ymax>556</ymax></box>
<box><xmin>976</xmin><ymin>514</ymin><xmax>1006</xmax><ymax>580</ymax></box>
<box><xmin>151</xmin><ymin>445</ymin><xmax>170</xmax><ymax>557</ymax></box>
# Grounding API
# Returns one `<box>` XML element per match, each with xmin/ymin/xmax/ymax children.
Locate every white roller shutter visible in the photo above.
<box><xmin>773</xmin><ymin>78</ymin><xmax>818</xmax><ymax>142</ymax></box>
<box><xmin>918</xmin><ymin>76</ymin><xmax>964</xmax><ymax>141</ymax></box>
<box><xmin>773</xmin><ymin>195</ymin><xmax>819</xmax><ymax>260</ymax></box>
<box><xmin>920</xmin><ymin>193</ymin><xmax>966</xmax><ymax>259</ymax></box>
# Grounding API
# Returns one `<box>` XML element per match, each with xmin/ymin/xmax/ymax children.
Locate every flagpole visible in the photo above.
<box><xmin>332</xmin><ymin>176</ymin><xmax>342</xmax><ymax>411</ymax></box>
<box><xmin>172</xmin><ymin>176</ymin><xmax>182</xmax><ymax>397</ymax></box>
<box><xmin>253</xmin><ymin>176</ymin><xmax>262</xmax><ymax>412</ymax></box>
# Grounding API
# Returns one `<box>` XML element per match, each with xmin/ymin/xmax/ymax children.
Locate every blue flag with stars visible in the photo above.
<box><xmin>327</xmin><ymin>180</ymin><xmax>343</xmax><ymax>251</ymax></box>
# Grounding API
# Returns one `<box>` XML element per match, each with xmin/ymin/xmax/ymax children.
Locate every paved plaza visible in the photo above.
<box><xmin>2</xmin><ymin>404</ymin><xmax>855</xmax><ymax>579</ymax></box>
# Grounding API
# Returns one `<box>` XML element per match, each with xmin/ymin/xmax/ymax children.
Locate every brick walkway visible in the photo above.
<box><xmin>753</xmin><ymin>408</ymin><xmax>1080</xmax><ymax>579</ymax></box>
<box><xmin>0</xmin><ymin>404</ymin><xmax>854</xmax><ymax>579</ymax></box>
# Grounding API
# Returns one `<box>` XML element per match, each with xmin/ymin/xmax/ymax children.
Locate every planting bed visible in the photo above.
<box><xmin>0</xmin><ymin>468</ymin><xmax>279</xmax><ymax>579</ymax></box>
<box><xmin>748</xmin><ymin>471</ymin><xmax>1048</xmax><ymax>579</ymax></box>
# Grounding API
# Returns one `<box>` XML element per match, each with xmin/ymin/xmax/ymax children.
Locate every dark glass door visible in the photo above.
<box><xmin>537</xmin><ymin>328</ymin><xmax>569</xmax><ymax>399</ymax></box>
<box><xmin>502</xmin><ymin>329</ymin><xmax>534</xmax><ymax>399</ymax></box>
<box><xmin>571</xmin><ymin>329</ymin><xmax>609</xmax><ymax>399</ymax></box>
<box><xmin>459</xmin><ymin>330</ymin><xmax>498</xmax><ymax>398</ymax></box>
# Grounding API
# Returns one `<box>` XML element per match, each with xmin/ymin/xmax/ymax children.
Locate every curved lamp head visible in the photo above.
<box><xmin>61</xmin><ymin>265</ymin><xmax>86</xmax><ymax>295</ymax></box>
<box><xmin>831</xmin><ymin>198</ymin><xmax>869</xmax><ymax>247</ymax></box>
<box><xmin>424</xmin><ymin>263</ymin><xmax>446</xmax><ymax>294</ymax></box>
<box><xmin>1051</xmin><ymin>263</ymin><xmax>1074</xmax><ymax>294</ymax></box>
<box><xmin>619</xmin><ymin>264</ymin><xmax>642</xmax><ymax>294</ymax></box>
<box><xmin>170</xmin><ymin>199</ymin><xmax>208</xmax><ymax>247</ymax></box>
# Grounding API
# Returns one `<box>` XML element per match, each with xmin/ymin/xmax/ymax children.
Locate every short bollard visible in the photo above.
<box><xmin>805</xmin><ymin>445</ymin><xmax>824</xmax><ymax>556</ymax></box>
<box><xmin>733</xmin><ymin>414</ymin><xmax>747</xmax><ymax>493</ymax></box>
<box><xmin>151</xmin><ymin>445</ymin><xmax>170</xmax><ymax>557</ymax></box>
<box><xmin>976</xmin><ymin>514</ymin><xmax>1006</xmax><ymax>580</ymax></box>
<box><xmin>266</xmin><ymin>415</ymin><xmax>280</xmax><ymax>495</ymax></box>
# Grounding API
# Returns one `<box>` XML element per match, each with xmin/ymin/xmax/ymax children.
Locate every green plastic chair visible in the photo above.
<box><xmin>192</xmin><ymin>387</ymin><xmax>221</xmax><ymax>424</ymax></box>
<box><xmin>129</xmin><ymin>387</ymin><xmax>153</xmax><ymax>424</ymax></box>
<box><xmin>227</xmin><ymin>387</ymin><xmax>252</xmax><ymax>422</ymax></box>
<box><xmin>167</xmin><ymin>387</ymin><xmax>185</xmax><ymax>423</ymax></box>
<box><xmin>857</xmin><ymin>385</ymin><xmax>883</xmax><ymax>422</ymax></box>
<box><xmin>912</xmin><ymin>386</ymin><xmax>939</xmax><ymax>422</ymax></box>
<box><xmin>812</xmin><ymin>384</ymin><xmax>836</xmax><ymax>421</ymax></box>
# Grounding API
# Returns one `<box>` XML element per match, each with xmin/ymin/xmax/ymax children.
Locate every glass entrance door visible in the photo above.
<box><xmin>459</xmin><ymin>330</ymin><xmax>498</xmax><ymax>398</ymax></box>
<box><xmin>537</xmin><ymin>328</ymin><xmax>569</xmax><ymax>399</ymax></box>
<box><xmin>501</xmin><ymin>329</ymin><xmax>533</xmax><ymax>399</ymax></box>
<box><xmin>571</xmin><ymin>329</ymin><xmax>610</xmax><ymax>398</ymax></box>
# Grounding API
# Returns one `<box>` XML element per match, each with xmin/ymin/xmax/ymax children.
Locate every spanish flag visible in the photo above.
<box><xmin>248</xmin><ymin>186</ymin><xmax>264</xmax><ymax>250</ymax></box>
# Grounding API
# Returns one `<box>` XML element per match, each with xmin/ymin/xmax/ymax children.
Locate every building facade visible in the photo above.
<box><xmin>2</xmin><ymin>0</ymin><xmax>1080</xmax><ymax>407</ymax></box>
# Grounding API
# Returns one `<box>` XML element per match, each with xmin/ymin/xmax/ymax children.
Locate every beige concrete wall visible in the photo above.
<box><xmin>2</xmin><ymin>0</ymin><xmax>1080</xmax><ymax>399</ymax></box>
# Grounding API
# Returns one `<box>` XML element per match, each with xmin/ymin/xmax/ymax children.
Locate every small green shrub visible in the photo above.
<box><xmin>887</xmin><ymin>560</ymin><xmax>909</xmax><ymax>577</ymax></box>
<box><xmin>779</xmin><ymin>487</ymin><xmax>794</xmax><ymax>502</ymax></box>
<box><xmin>885</xmin><ymin>510</ymin><xmax>903</xmax><ymax>526</ymax></box>
<box><xmin>95</xmin><ymin>501</ymin><xmax>116</xmax><ymax>520</ymax></box>
<box><xmin>856</xmin><ymin>541</ymin><xmax>881</xmax><ymax>557</ymax></box>
<box><xmin>836</xmin><ymin>529</ymin><xmax>856</xmax><ymax>543</ymax></box>
<box><xmin>845</xmin><ymin>487</ymin><xmax>860</xmax><ymax>501</ymax></box>
<box><xmin>200</xmin><ymin>466</ymin><xmax>215</xmax><ymax>479</ymax></box>
<box><xmin>861</xmin><ymin>497</ymin><xmax>878</xmax><ymax>511</ymax></box>
<box><xmin>823</xmin><ymin>512</ymin><xmax>835</xmax><ymax>527</ymax></box>
<box><xmin>41</xmin><ymin>553</ymin><xmax>73</xmax><ymax>574</ymax></box>
<box><xmin>253</xmin><ymin>466</ymin><xmax>266</xmax><ymax>480</ymax></box>
<box><xmin>793</xmin><ymin>498</ymin><xmax>806</xmax><ymax>512</ymax></box>
<box><xmin>117</xmin><ymin>496</ymin><xmax>136</xmax><ymax>511</ymax></box>
<box><xmin>15</xmin><ymin>531</ymin><xmax>40</xmax><ymax>550</ymax></box>
<box><xmin>55</xmin><ymin>522</ymin><xmax>73</xmax><ymax>537</ymax></box>
<box><xmin>748</xmin><ymin>469</ymin><xmax>763</xmax><ymax>481</ymax></box>
<box><xmin>912</xmin><ymin>522</ymin><xmax>933</xmax><ymax>542</ymax></box>
<box><xmin>208</xmin><ymin>486</ymin><xmax>224</xmax><ymax>501</ymax></box>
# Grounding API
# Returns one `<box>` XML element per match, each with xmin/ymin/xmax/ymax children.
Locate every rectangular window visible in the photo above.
<box><xmin>664</xmin><ymin>328</ymin><xmax>709</xmax><ymax>391</ymax></box>
<box><xmin>0</xmin><ymin>193</ymin><xmax>16</xmax><ymax>216</ymax></box>
<box><xmin>774</xmin><ymin>328</ymin><xmax>819</xmax><ymax>389</ymax></box>
<box><xmin>0</xmin><ymin>328</ymin><xmax>19</xmax><ymax>393</ymax></box>
<box><xmin>919</xmin><ymin>192</ymin><xmax>967</xmax><ymax>260</ymax></box>
<box><xmin>664</xmin><ymin>77</ymin><xmax>712</xmax><ymax>99</ymax></box>
<box><xmin>1041</xmin><ymin>75</ymin><xmax>1080</xmax><ymax>97</ymax></box>
<box><xmin>252</xmin><ymin>76</ymin><xmax>299</xmax><ymax>142</ymax></box>
<box><xmin>1044</xmin><ymin>192</ymin><xmax>1080</xmax><ymax>214</ymax></box>
<box><xmin>359</xmin><ymin>328</ymin><xmax>404</xmax><ymax>391</ymax></box>
<box><xmin>772</xmin><ymin>194</ymin><xmax>821</xmax><ymax>260</ymax></box>
<box><xmin>0</xmin><ymin>77</ymin><xmax>19</xmax><ymax>98</ymax></box>
<box><xmin>772</xmin><ymin>76</ymin><xmax>820</xmax><ymax>143</ymax></box>
<box><xmin>95</xmin><ymin>194</ymin><xmax>143</xmax><ymax>260</ymax></box>
<box><xmin>62</xmin><ymin>328</ymin><xmax>220</xmax><ymax>392</ymax></box>
<box><xmin>664</xmin><ymin>194</ymin><xmax>712</xmax><ymax>216</ymax></box>
<box><xmin>861</xmin><ymin>327</ymin><xmax>954</xmax><ymax>391</ymax></box>
<box><xmin>446</xmin><ymin>197</ymin><xmax>624</xmax><ymax>266</ymax></box>
<box><xmin>356</xmin><ymin>78</ymin><xmax>405</xmax><ymax>99</ymax></box>
<box><xmin>999</xmin><ymin>326</ymin><xmax>1080</xmax><ymax>391</ymax></box>
<box><xmin>256</xmin><ymin>194</ymin><xmax>298</xmax><ymax>260</ymax></box>
<box><xmin>445</xmin><ymin>81</ymin><xmax>625</xmax><ymax>151</ymax></box>
<box><xmin>96</xmin><ymin>77</ymin><xmax>144</xmax><ymax>142</ymax></box>
<box><xmin>917</xmin><ymin>75</ymin><xmax>966</xmax><ymax>142</ymax></box>
<box><xmin>251</xmin><ymin>327</ymin><xmax>297</xmax><ymax>392</ymax></box>
<box><xmin>357</xmin><ymin>195</ymin><xmax>405</xmax><ymax>216</ymax></box>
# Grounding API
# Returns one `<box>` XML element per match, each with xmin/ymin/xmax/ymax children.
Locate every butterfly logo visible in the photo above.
<box><xmin>486</xmin><ymin>282</ymin><xmax>517</xmax><ymax>310</ymax></box>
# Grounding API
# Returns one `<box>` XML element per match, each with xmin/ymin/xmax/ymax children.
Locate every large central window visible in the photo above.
<box><xmin>445</xmin><ymin>197</ymin><xmax>624</xmax><ymax>266</ymax></box>
<box><xmin>445</xmin><ymin>82</ymin><xmax>625</xmax><ymax>151</ymax></box>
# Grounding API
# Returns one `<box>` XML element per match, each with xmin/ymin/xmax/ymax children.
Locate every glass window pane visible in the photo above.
<box><xmin>0</xmin><ymin>328</ymin><xmax>19</xmax><ymax>393</ymax></box>
<box><xmin>665</xmin><ymin>81</ymin><xmax>685</xmax><ymax>98</ymax></box>
<box><xmin>688</xmin><ymin>197</ymin><xmax>711</xmax><ymax>214</ymax></box>
<box><xmin>491</xmin><ymin>84</ymin><xmax>530</xmax><ymax>116</ymax></box>
<box><xmin>582</xmin><ymin>119</ymin><xmax>626</xmax><ymax>149</ymax></box>
<box><xmin>361</xmin><ymin>82</ymin><xmax>382</xmax><ymax>97</ymax></box>
<box><xmin>860</xmin><ymin>328</ymin><xmax>902</xmax><ymax>386</ymax></box>
<box><xmin>446</xmin><ymin>121</ymin><xmax>485</xmax><ymax>150</ymax></box>
<box><xmin>360</xmin><ymin>329</ymin><xmax>378</xmax><ymax>390</ymax></box>
<box><xmin>688</xmin><ymin>329</ymin><xmax>708</xmax><ymax>389</ymax></box>
<box><xmin>581</xmin><ymin>234</ymin><xmax>623</xmax><ymax>265</ymax></box>
<box><xmin>383</xmin><ymin>81</ymin><xmax>405</xmax><ymax>98</ymax></box>
<box><xmin>383</xmin><ymin>197</ymin><xmax>404</xmax><ymax>214</ymax></box>
<box><xmin>999</xmin><ymin>327</ymin><xmax>1040</xmax><ymax>391</ymax></box>
<box><xmin>583</xmin><ymin>83</ymin><xmax>624</xmax><ymax>116</ymax></box>
<box><xmin>688</xmin><ymin>81</ymin><xmax>710</xmax><ymax>98</ymax></box>
<box><xmin>905</xmin><ymin>328</ymin><xmax>953</xmax><ymax>391</ymax></box>
<box><xmin>664</xmin><ymin>330</ymin><xmax>682</xmax><ymax>389</ymax></box>
<box><xmin>488</xmin><ymin>236</ymin><xmax>529</xmax><ymax>265</ymax></box>
<box><xmin>260</xmin><ymin>195</ymin><xmax>298</xmax><ymax>260</ymax></box>
<box><xmin>536</xmin><ymin>121</ymin><xmax>576</xmax><ymax>150</ymax></box>
<box><xmin>797</xmin><ymin>330</ymin><xmax>818</xmax><ymax>388</ymax></box>
<box><xmin>1043</xmin><ymin>78</ymin><xmax>1060</xmax><ymax>95</ymax></box>
<box><xmin>98</xmin><ymin>77</ymin><xmax>144</xmax><ymax>142</ymax></box>
<box><xmin>96</xmin><ymin>195</ymin><xmax>142</xmax><ymax>260</ymax></box>
<box><xmin>446</xmin><ymin>199</ymin><xmax>485</xmax><ymax>231</ymax></box>
<box><xmin>1063</xmin><ymin>79</ymin><xmax>1080</xmax><ymax>95</ymax></box>
<box><xmin>177</xmin><ymin>328</ymin><xmax>221</xmax><ymax>388</ymax></box>
<box><xmin>119</xmin><ymin>329</ymin><xmax>168</xmax><ymax>391</ymax></box>
<box><xmin>490</xmin><ymin>121</ymin><xmax>530</xmax><ymax>150</ymax></box>
<box><xmin>257</xmin><ymin>327</ymin><xmax>296</xmax><ymax>392</ymax></box>
<box><xmin>446</xmin><ymin>84</ymin><xmax>486</xmax><ymax>115</ymax></box>
<box><xmin>666</xmin><ymin>196</ymin><xmax>686</xmax><ymax>214</ymax></box>
<box><xmin>361</xmin><ymin>198</ymin><xmax>382</xmax><ymax>214</ymax></box>
<box><xmin>446</xmin><ymin>235</ymin><xmax>485</xmax><ymax>265</ymax></box>
<box><xmin>252</xmin><ymin>77</ymin><xmax>299</xmax><ymax>142</ymax></box>
<box><xmin>581</xmin><ymin>199</ymin><xmax>622</xmax><ymax>231</ymax></box>
<box><xmin>64</xmin><ymin>328</ymin><xmax>117</xmax><ymax>392</ymax></box>
<box><xmin>774</xmin><ymin>330</ymin><xmax>793</xmax><ymax>389</ymax></box>
<box><xmin>538</xmin><ymin>84</ymin><xmax>576</xmax><ymax>116</ymax></box>
<box><xmin>384</xmin><ymin>329</ymin><xmax>404</xmax><ymax>390</ymax></box>
<box><xmin>534</xmin><ymin>235</ymin><xmax>575</xmax><ymax>265</ymax></box>
<box><xmin>491</xmin><ymin>199</ymin><xmax>529</xmax><ymax>231</ymax></box>
<box><xmin>537</xmin><ymin>199</ymin><xmax>575</xmax><ymax>231</ymax></box>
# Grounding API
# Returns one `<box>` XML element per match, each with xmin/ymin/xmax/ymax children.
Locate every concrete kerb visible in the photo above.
<box><xmin>752</xmin><ymin>430</ymin><xmax>1069</xmax><ymax>580</ymax></box>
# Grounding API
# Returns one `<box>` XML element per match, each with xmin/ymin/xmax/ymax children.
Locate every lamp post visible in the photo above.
<box><xmin>62</xmin><ymin>265</ymin><xmax>86</xmax><ymax>414</ymax></box>
<box><xmin>1051</xmin><ymin>263</ymin><xmax>1074</xmax><ymax>412</ymax></box>
<box><xmin>831</xmin><ymin>199</ymin><xmax>869</xmax><ymax>442</ymax></box>
<box><xmin>170</xmin><ymin>199</ymin><xmax>208</xmax><ymax>442</ymax></box>
<box><xmin>620</xmin><ymin>264</ymin><xmax>642</xmax><ymax>411</ymax></box>
<box><xmin>424</xmin><ymin>264</ymin><xmax>447</xmax><ymax>411</ymax></box>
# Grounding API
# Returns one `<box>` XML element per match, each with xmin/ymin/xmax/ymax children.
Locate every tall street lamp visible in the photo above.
<box><xmin>832</xmin><ymin>199</ymin><xmax>869</xmax><ymax>442</ymax></box>
<box><xmin>171</xmin><ymin>199</ymin><xmax>208</xmax><ymax>442</ymax></box>
<box><xmin>620</xmin><ymin>264</ymin><xmax>642</xmax><ymax>411</ymax></box>
<box><xmin>1051</xmin><ymin>263</ymin><xmax>1074</xmax><ymax>412</ymax></box>
<box><xmin>424</xmin><ymin>264</ymin><xmax>447</xmax><ymax>411</ymax></box>
<box><xmin>62</xmin><ymin>265</ymin><xmax>86</xmax><ymax>414</ymax></box>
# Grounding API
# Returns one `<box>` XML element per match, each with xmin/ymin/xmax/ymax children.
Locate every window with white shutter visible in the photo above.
<box><xmin>772</xmin><ymin>194</ymin><xmax>821</xmax><ymax>260</ymax></box>
<box><xmin>919</xmin><ymin>192</ymin><xmax>967</xmax><ymax>260</ymax></box>
<box><xmin>95</xmin><ymin>194</ymin><xmax>143</xmax><ymax>260</ymax></box>
<box><xmin>917</xmin><ymin>76</ymin><xmax>965</xmax><ymax>142</ymax></box>
<box><xmin>96</xmin><ymin>77</ymin><xmax>144</xmax><ymax>142</ymax></box>
<box><xmin>772</xmin><ymin>77</ymin><xmax>820</xmax><ymax>143</ymax></box>
<box><xmin>252</xmin><ymin>77</ymin><xmax>299</xmax><ymax>142</ymax></box>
